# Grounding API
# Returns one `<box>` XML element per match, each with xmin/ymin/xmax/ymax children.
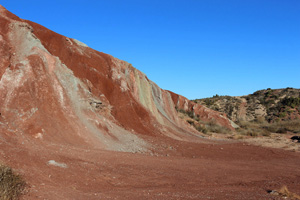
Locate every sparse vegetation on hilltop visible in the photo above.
<box><xmin>187</xmin><ymin>88</ymin><xmax>300</xmax><ymax>136</ymax></box>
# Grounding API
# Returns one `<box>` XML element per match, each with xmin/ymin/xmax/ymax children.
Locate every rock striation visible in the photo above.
<box><xmin>0</xmin><ymin>5</ymin><xmax>235</xmax><ymax>153</ymax></box>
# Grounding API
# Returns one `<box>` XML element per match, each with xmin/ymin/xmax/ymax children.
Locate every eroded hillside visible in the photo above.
<box><xmin>193</xmin><ymin>88</ymin><xmax>300</xmax><ymax>135</ymax></box>
<box><xmin>0</xmin><ymin>4</ymin><xmax>235</xmax><ymax>154</ymax></box>
<box><xmin>195</xmin><ymin>88</ymin><xmax>300</xmax><ymax>123</ymax></box>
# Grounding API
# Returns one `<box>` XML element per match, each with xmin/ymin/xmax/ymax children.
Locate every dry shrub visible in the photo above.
<box><xmin>193</xmin><ymin>120</ymin><xmax>232</xmax><ymax>134</ymax></box>
<box><xmin>0</xmin><ymin>164</ymin><xmax>25</xmax><ymax>200</ymax></box>
<box><xmin>236</xmin><ymin>120</ymin><xmax>270</xmax><ymax>137</ymax></box>
<box><xmin>278</xmin><ymin>185</ymin><xmax>300</xmax><ymax>200</ymax></box>
<box><xmin>205</xmin><ymin>122</ymin><xmax>231</xmax><ymax>134</ymax></box>
<box><xmin>235</xmin><ymin>119</ymin><xmax>300</xmax><ymax>137</ymax></box>
<box><xmin>195</xmin><ymin>125</ymin><xmax>208</xmax><ymax>134</ymax></box>
<box><xmin>237</xmin><ymin>120</ymin><xmax>256</xmax><ymax>129</ymax></box>
<box><xmin>264</xmin><ymin>119</ymin><xmax>300</xmax><ymax>134</ymax></box>
<box><xmin>255</xmin><ymin>116</ymin><xmax>266</xmax><ymax>124</ymax></box>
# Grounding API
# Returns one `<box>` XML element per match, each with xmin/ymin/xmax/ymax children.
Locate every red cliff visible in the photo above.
<box><xmin>0</xmin><ymin>5</ymin><xmax>235</xmax><ymax>154</ymax></box>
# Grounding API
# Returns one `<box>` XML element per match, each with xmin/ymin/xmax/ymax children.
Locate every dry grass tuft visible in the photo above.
<box><xmin>278</xmin><ymin>185</ymin><xmax>300</xmax><ymax>200</ymax></box>
<box><xmin>264</xmin><ymin>119</ymin><xmax>300</xmax><ymax>134</ymax></box>
<box><xmin>236</xmin><ymin>120</ymin><xmax>270</xmax><ymax>137</ymax></box>
<box><xmin>269</xmin><ymin>185</ymin><xmax>300</xmax><ymax>200</ymax></box>
<box><xmin>0</xmin><ymin>164</ymin><xmax>26</xmax><ymax>200</ymax></box>
<box><xmin>192</xmin><ymin>119</ymin><xmax>232</xmax><ymax>134</ymax></box>
<box><xmin>237</xmin><ymin>119</ymin><xmax>300</xmax><ymax>137</ymax></box>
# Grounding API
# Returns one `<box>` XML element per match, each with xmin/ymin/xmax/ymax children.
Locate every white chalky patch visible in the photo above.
<box><xmin>120</xmin><ymin>80</ymin><xmax>129</xmax><ymax>92</ymax></box>
<box><xmin>34</xmin><ymin>132</ymin><xmax>43</xmax><ymax>139</ymax></box>
<box><xmin>72</xmin><ymin>39</ymin><xmax>88</xmax><ymax>47</ymax></box>
<box><xmin>47</xmin><ymin>160</ymin><xmax>68</xmax><ymax>168</ymax></box>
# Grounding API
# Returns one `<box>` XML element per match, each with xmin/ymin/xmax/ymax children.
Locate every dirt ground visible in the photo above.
<box><xmin>1</xmin><ymin>134</ymin><xmax>299</xmax><ymax>200</ymax></box>
<box><xmin>243</xmin><ymin>133</ymin><xmax>300</xmax><ymax>152</ymax></box>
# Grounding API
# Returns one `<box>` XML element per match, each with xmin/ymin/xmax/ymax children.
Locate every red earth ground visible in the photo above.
<box><xmin>2</xmin><ymin>135</ymin><xmax>300</xmax><ymax>200</ymax></box>
<box><xmin>0</xmin><ymin>5</ymin><xmax>300</xmax><ymax>200</ymax></box>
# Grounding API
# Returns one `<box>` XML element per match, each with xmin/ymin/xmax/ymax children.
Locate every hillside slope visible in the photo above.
<box><xmin>195</xmin><ymin>88</ymin><xmax>300</xmax><ymax>123</ymax></box>
<box><xmin>194</xmin><ymin>88</ymin><xmax>300</xmax><ymax>136</ymax></box>
<box><xmin>0</xmin><ymin>4</ymin><xmax>234</xmax><ymax>153</ymax></box>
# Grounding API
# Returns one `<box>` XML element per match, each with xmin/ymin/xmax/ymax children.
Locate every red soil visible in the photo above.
<box><xmin>2</xmin><ymin>136</ymin><xmax>300</xmax><ymax>200</ymax></box>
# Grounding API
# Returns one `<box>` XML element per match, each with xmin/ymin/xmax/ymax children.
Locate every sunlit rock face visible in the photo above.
<box><xmin>0</xmin><ymin>5</ymin><xmax>234</xmax><ymax>152</ymax></box>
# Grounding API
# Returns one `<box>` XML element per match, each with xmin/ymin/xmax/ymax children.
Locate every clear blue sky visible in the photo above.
<box><xmin>2</xmin><ymin>0</ymin><xmax>300</xmax><ymax>99</ymax></box>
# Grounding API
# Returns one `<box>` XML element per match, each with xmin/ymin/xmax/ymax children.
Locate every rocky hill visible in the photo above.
<box><xmin>194</xmin><ymin>88</ymin><xmax>300</xmax><ymax>135</ymax></box>
<box><xmin>195</xmin><ymin>88</ymin><xmax>300</xmax><ymax>123</ymax></box>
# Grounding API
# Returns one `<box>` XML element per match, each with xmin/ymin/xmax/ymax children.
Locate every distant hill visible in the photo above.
<box><xmin>193</xmin><ymin>88</ymin><xmax>300</xmax><ymax>135</ymax></box>
<box><xmin>194</xmin><ymin>88</ymin><xmax>300</xmax><ymax>123</ymax></box>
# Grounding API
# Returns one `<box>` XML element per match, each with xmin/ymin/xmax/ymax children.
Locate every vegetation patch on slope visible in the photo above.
<box><xmin>0</xmin><ymin>163</ymin><xmax>26</xmax><ymax>200</ymax></box>
<box><xmin>176</xmin><ymin>107</ymin><xmax>232</xmax><ymax>135</ymax></box>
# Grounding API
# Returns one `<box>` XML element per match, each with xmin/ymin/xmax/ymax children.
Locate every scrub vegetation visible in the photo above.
<box><xmin>180</xmin><ymin>88</ymin><xmax>300</xmax><ymax>136</ymax></box>
<box><xmin>0</xmin><ymin>164</ymin><xmax>26</xmax><ymax>200</ymax></box>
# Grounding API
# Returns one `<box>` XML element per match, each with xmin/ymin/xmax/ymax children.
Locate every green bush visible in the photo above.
<box><xmin>281</xmin><ymin>97</ymin><xmax>300</xmax><ymax>108</ymax></box>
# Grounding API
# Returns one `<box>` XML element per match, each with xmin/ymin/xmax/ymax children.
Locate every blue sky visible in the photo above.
<box><xmin>2</xmin><ymin>0</ymin><xmax>300</xmax><ymax>99</ymax></box>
